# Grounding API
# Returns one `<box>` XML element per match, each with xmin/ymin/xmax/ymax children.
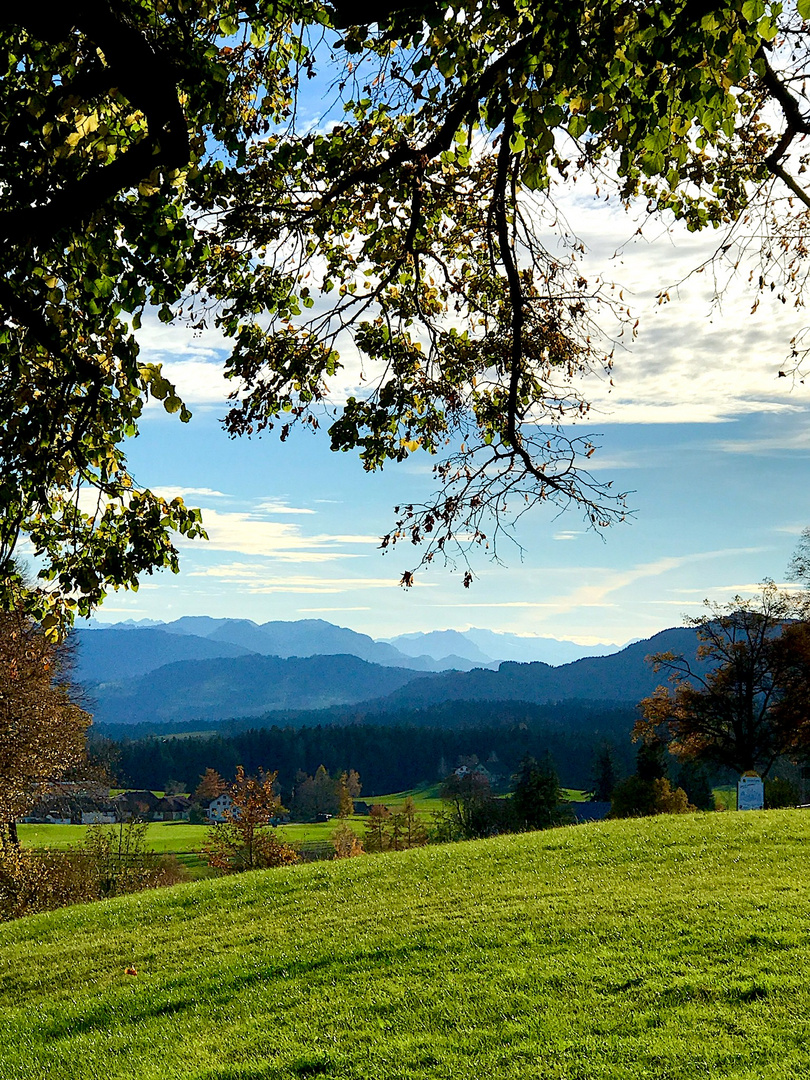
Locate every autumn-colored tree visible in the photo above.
<box><xmin>398</xmin><ymin>797</ymin><xmax>428</xmax><ymax>850</ymax></box>
<box><xmin>364</xmin><ymin>804</ymin><xmax>392</xmax><ymax>854</ymax></box>
<box><xmin>202</xmin><ymin>766</ymin><xmax>298</xmax><ymax>874</ymax></box>
<box><xmin>345</xmin><ymin>769</ymin><xmax>362</xmax><ymax>799</ymax></box>
<box><xmin>610</xmin><ymin>739</ymin><xmax>694</xmax><ymax>818</ymax></box>
<box><xmin>194</xmin><ymin>768</ymin><xmax>226</xmax><ymax>804</ymax></box>
<box><xmin>0</xmin><ymin>607</ymin><xmax>90</xmax><ymax>847</ymax></box>
<box><xmin>637</xmin><ymin>583</ymin><xmax>810</xmax><ymax>777</ymax></box>
<box><xmin>331</xmin><ymin>822</ymin><xmax>364</xmax><ymax>859</ymax></box>
<box><xmin>291</xmin><ymin>765</ymin><xmax>362</xmax><ymax>821</ymax></box>
<box><xmin>337</xmin><ymin>772</ymin><xmax>355</xmax><ymax>818</ymax></box>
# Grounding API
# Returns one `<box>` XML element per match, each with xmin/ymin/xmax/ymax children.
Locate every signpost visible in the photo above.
<box><xmin>737</xmin><ymin>773</ymin><xmax>764</xmax><ymax>811</ymax></box>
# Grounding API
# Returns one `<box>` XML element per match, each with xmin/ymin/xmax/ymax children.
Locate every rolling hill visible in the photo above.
<box><xmin>85</xmin><ymin>625</ymin><xmax>701</xmax><ymax>728</ymax></box>
<box><xmin>87</xmin><ymin>653</ymin><xmax>428</xmax><ymax>726</ymax></box>
<box><xmin>379</xmin><ymin>626</ymin><xmax>701</xmax><ymax>708</ymax></box>
<box><xmin>4</xmin><ymin>811</ymin><xmax>809</xmax><ymax>1080</ymax></box>
<box><xmin>73</xmin><ymin>628</ymin><xmax>254</xmax><ymax>683</ymax></box>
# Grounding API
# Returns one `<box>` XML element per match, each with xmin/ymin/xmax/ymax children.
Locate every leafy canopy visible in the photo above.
<box><xmin>637</xmin><ymin>582</ymin><xmax>810</xmax><ymax>776</ymax></box>
<box><xmin>1</xmin><ymin>0</ymin><xmax>803</xmax><ymax>625</ymax></box>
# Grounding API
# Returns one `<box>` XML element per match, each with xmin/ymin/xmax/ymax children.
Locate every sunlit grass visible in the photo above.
<box><xmin>5</xmin><ymin>810</ymin><xmax>810</xmax><ymax>1078</ymax></box>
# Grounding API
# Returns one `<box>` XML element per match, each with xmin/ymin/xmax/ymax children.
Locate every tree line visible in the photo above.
<box><xmin>103</xmin><ymin>706</ymin><xmax>640</xmax><ymax>798</ymax></box>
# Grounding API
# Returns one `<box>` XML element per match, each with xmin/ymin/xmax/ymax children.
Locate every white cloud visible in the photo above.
<box><xmin>157</xmin><ymin>359</ymin><xmax>232</xmax><ymax>407</ymax></box>
<box><xmin>153</xmin><ymin>486</ymin><xmax>230</xmax><ymax>501</ymax></box>
<box><xmin>254</xmin><ymin>499</ymin><xmax>317</xmax><ymax>515</ymax></box>
<box><xmin>186</xmin><ymin>562</ymin><xmax>412</xmax><ymax>593</ymax></box>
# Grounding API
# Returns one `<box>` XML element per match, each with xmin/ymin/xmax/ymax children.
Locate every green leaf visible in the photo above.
<box><xmin>757</xmin><ymin>15</ymin><xmax>778</xmax><ymax>40</ymax></box>
<box><xmin>509</xmin><ymin>131</ymin><xmax>526</xmax><ymax>153</ymax></box>
<box><xmin>742</xmin><ymin>0</ymin><xmax>766</xmax><ymax>21</ymax></box>
<box><xmin>568</xmin><ymin>115</ymin><xmax>587</xmax><ymax>139</ymax></box>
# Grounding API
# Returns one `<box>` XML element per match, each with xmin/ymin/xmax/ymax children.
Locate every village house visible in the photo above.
<box><xmin>204</xmin><ymin>792</ymin><xmax>233</xmax><ymax>822</ymax></box>
<box><xmin>152</xmin><ymin>795</ymin><xmax>192</xmax><ymax>821</ymax></box>
<box><xmin>22</xmin><ymin>794</ymin><xmax>118</xmax><ymax>825</ymax></box>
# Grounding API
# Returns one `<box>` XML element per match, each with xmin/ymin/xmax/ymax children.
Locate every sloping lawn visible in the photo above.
<box><xmin>4</xmin><ymin>811</ymin><xmax>810</xmax><ymax>1079</ymax></box>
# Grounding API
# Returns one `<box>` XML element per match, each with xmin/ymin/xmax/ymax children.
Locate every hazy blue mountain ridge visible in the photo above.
<box><xmin>384</xmin><ymin>629</ymin><xmax>496</xmax><ymax>665</ymax></box>
<box><xmin>88</xmin><ymin>654</ymin><xmax>428</xmax><ymax>726</ymax></box>
<box><xmin>73</xmin><ymin>628</ymin><xmax>254</xmax><ymax>683</ymax></box>
<box><xmin>380</xmin><ymin>627</ymin><xmax>700</xmax><ymax>708</ymax></box>
<box><xmin>86</xmin><ymin>616</ymin><xmax>621</xmax><ymax>668</ymax></box>
<box><xmin>83</xmin><ymin>624</ymin><xmax>703</xmax><ymax>728</ymax></box>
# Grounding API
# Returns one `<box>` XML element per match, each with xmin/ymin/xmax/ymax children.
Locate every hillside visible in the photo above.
<box><xmin>87</xmin><ymin>653</ymin><xmax>427</xmax><ymax>725</ymax></box>
<box><xmin>84</xmin><ymin>625</ymin><xmax>701</xmax><ymax>727</ymax></box>
<box><xmin>73</xmin><ymin>628</ymin><xmax>255</xmax><ymax>683</ymax></box>
<box><xmin>3</xmin><ymin>811</ymin><xmax>810</xmax><ymax>1079</ymax></box>
<box><xmin>381</xmin><ymin>625</ymin><xmax>702</xmax><ymax>707</ymax></box>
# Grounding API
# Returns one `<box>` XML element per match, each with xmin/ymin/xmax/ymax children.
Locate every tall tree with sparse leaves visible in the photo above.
<box><xmin>0</xmin><ymin>607</ymin><xmax>90</xmax><ymax>847</ymax></box>
<box><xmin>3</xmin><ymin>2</ymin><xmax>809</xmax><ymax>624</ymax></box>
<box><xmin>637</xmin><ymin>582</ymin><xmax>810</xmax><ymax>777</ymax></box>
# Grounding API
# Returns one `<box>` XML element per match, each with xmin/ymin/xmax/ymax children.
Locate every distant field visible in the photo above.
<box><xmin>18</xmin><ymin>822</ymin><xmax>210</xmax><ymax>853</ymax></box>
<box><xmin>5</xmin><ymin>810</ymin><xmax>810</xmax><ymax>1079</ymax></box>
<box><xmin>17</xmin><ymin>786</ymin><xmax>442</xmax><ymax>866</ymax></box>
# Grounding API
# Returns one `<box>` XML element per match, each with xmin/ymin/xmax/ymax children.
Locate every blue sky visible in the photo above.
<box><xmin>88</xmin><ymin>177</ymin><xmax>810</xmax><ymax>645</ymax></box>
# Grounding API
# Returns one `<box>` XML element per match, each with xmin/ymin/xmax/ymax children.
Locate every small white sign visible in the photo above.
<box><xmin>737</xmin><ymin>774</ymin><xmax>764</xmax><ymax>811</ymax></box>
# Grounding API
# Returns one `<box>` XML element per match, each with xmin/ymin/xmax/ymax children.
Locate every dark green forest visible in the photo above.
<box><xmin>99</xmin><ymin>699</ymin><xmax>640</xmax><ymax>797</ymax></box>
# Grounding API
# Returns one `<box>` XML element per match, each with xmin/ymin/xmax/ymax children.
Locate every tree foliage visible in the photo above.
<box><xmin>0</xmin><ymin>608</ymin><xmax>90</xmax><ymax>844</ymax></box>
<box><xmin>438</xmin><ymin>767</ymin><xmax>503</xmax><ymax>838</ymax></box>
<box><xmin>3</xmin><ymin>1</ymin><xmax>806</xmax><ymax>620</ymax></box>
<box><xmin>331</xmin><ymin>820</ymin><xmax>364</xmax><ymax>858</ymax></box>
<box><xmin>109</xmin><ymin>703</ymin><xmax>639</xmax><ymax>796</ymax></box>
<box><xmin>589</xmin><ymin>742</ymin><xmax>619</xmax><ymax>802</ymax></box>
<box><xmin>610</xmin><ymin>737</ymin><xmax>693</xmax><ymax>817</ymax></box>
<box><xmin>289</xmin><ymin>764</ymin><xmax>360</xmax><ymax>820</ymax></box>
<box><xmin>636</xmin><ymin>582</ymin><xmax>810</xmax><ymax>777</ymax></box>
<box><xmin>363</xmin><ymin>796</ymin><xmax>428</xmax><ymax>852</ymax></box>
<box><xmin>202</xmin><ymin>765</ymin><xmax>298</xmax><ymax>873</ymax></box>
<box><xmin>511</xmin><ymin>754</ymin><xmax>565</xmax><ymax>830</ymax></box>
<box><xmin>193</xmin><ymin>767</ymin><xmax>227</xmax><ymax>804</ymax></box>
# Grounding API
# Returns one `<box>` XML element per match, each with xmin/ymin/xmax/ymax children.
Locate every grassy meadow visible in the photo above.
<box><xmin>17</xmin><ymin>785</ymin><xmax>443</xmax><ymax>872</ymax></box>
<box><xmin>4</xmin><ymin>810</ymin><xmax>810</xmax><ymax>1079</ymax></box>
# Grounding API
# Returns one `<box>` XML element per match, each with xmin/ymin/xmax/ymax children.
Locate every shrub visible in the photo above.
<box><xmin>332</xmin><ymin>822</ymin><xmax>364</xmax><ymax>859</ymax></box>
<box><xmin>0</xmin><ymin>822</ymin><xmax>188</xmax><ymax>921</ymax></box>
<box><xmin>765</xmin><ymin>776</ymin><xmax>800</xmax><ymax>809</ymax></box>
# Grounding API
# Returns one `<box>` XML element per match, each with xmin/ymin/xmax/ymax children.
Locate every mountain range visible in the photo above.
<box><xmin>78</xmin><ymin>616</ymin><xmax>624</xmax><ymax>677</ymax></box>
<box><xmin>75</xmin><ymin>618</ymin><xmax>699</xmax><ymax>729</ymax></box>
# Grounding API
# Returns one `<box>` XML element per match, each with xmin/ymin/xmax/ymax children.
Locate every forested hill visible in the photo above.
<box><xmin>88</xmin><ymin>626</ymin><xmax>702</xmax><ymax>729</ymax></box>
<box><xmin>72</xmin><ymin>628</ymin><xmax>256</xmax><ymax>683</ymax></box>
<box><xmin>88</xmin><ymin>654</ymin><xmax>427</xmax><ymax>726</ymax></box>
<box><xmin>378</xmin><ymin>627</ymin><xmax>702</xmax><ymax>709</ymax></box>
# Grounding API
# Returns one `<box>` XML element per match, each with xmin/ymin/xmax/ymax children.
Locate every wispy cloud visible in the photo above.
<box><xmin>254</xmin><ymin>499</ymin><xmax>317</xmax><ymax>515</ymax></box>
<box><xmin>299</xmin><ymin>606</ymin><xmax>372</xmax><ymax>612</ymax></box>
<box><xmin>186</xmin><ymin>562</ymin><xmax>418</xmax><ymax>593</ymax></box>
<box><xmin>153</xmin><ymin>486</ymin><xmax>230</xmax><ymax>501</ymax></box>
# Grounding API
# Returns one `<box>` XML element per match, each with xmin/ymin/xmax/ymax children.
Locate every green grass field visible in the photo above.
<box><xmin>17</xmin><ymin>786</ymin><xmax>441</xmax><ymax>866</ymax></box>
<box><xmin>4</xmin><ymin>810</ymin><xmax>810</xmax><ymax>1079</ymax></box>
